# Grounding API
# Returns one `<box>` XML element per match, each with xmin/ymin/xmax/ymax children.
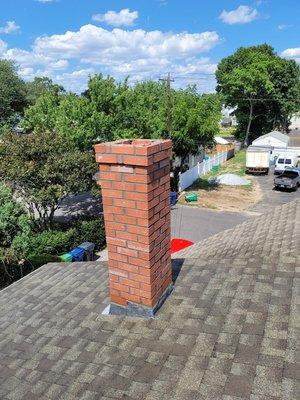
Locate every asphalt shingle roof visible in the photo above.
<box><xmin>0</xmin><ymin>200</ymin><xmax>299</xmax><ymax>400</ymax></box>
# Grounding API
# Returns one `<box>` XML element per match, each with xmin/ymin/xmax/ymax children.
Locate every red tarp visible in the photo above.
<box><xmin>170</xmin><ymin>238</ymin><xmax>194</xmax><ymax>254</ymax></box>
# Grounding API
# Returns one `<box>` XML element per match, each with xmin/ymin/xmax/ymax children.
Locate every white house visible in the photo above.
<box><xmin>252</xmin><ymin>131</ymin><xmax>289</xmax><ymax>148</ymax></box>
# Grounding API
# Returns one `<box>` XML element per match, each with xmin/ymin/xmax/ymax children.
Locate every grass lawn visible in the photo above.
<box><xmin>218</xmin><ymin>127</ymin><xmax>237</xmax><ymax>138</ymax></box>
<box><xmin>190</xmin><ymin>150</ymin><xmax>247</xmax><ymax>190</ymax></box>
<box><xmin>178</xmin><ymin>150</ymin><xmax>261</xmax><ymax>211</ymax></box>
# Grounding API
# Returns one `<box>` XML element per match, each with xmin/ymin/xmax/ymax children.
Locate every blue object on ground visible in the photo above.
<box><xmin>78</xmin><ymin>242</ymin><xmax>95</xmax><ymax>261</ymax></box>
<box><xmin>170</xmin><ymin>192</ymin><xmax>177</xmax><ymax>206</ymax></box>
<box><xmin>69</xmin><ymin>247</ymin><xmax>85</xmax><ymax>262</ymax></box>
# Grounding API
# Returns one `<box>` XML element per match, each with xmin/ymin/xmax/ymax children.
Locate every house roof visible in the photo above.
<box><xmin>214</xmin><ymin>136</ymin><xmax>230</xmax><ymax>145</ymax></box>
<box><xmin>0</xmin><ymin>200</ymin><xmax>299</xmax><ymax>399</ymax></box>
<box><xmin>252</xmin><ymin>131</ymin><xmax>289</xmax><ymax>145</ymax></box>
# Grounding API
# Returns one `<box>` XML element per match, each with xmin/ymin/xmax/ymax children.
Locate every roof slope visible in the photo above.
<box><xmin>253</xmin><ymin>131</ymin><xmax>289</xmax><ymax>145</ymax></box>
<box><xmin>0</xmin><ymin>200</ymin><xmax>299</xmax><ymax>400</ymax></box>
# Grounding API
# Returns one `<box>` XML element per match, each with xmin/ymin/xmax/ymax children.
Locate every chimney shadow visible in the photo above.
<box><xmin>171</xmin><ymin>258</ymin><xmax>185</xmax><ymax>283</ymax></box>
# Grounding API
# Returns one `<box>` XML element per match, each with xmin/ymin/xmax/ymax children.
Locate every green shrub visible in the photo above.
<box><xmin>27</xmin><ymin>254</ymin><xmax>62</xmax><ymax>268</ymax></box>
<box><xmin>73</xmin><ymin>217</ymin><xmax>106</xmax><ymax>251</ymax></box>
<box><xmin>27</xmin><ymin>228</ymin><xmax>77</xmax><ymax>256</ymax></box>
<box><xmin>25</xmin><ymin>216</ymin><xmax>105</xmax><ymax>257</ymax></box>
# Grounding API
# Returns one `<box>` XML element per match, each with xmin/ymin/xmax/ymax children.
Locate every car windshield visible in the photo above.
<box><xmin>285</xmin><ymin>159</ymin><xmax>292</xmax><ymax>164</ymax></box>
<box><xmin>280</xmin><ymin>171</ymin><xmax>298</xmax><ymax>178</ymax></box>
<box><xmin>278</xmin><ymin>158</ymin><xmax>284</xmax><ymax>164</ymax></box>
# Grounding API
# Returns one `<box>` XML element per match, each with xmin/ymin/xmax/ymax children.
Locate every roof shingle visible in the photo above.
<box><xmin>0</xmin><ymin>200</ymin><xmax>299</xmax><ymax>399</ymax></box>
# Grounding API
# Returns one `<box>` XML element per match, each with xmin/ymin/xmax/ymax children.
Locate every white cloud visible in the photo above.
<box><xmin>0</xmin><ymin>24</ymin><xmax>220</xmax><ymax>92</ymax></box>
<box><xmin>278</xmin><ymin>24</ymin><xmax>292</xmax><ymax>30</ymax></box>
<box><xmin>281</xmin><ymin>47</ymin><xmax>300</xmax><ymax>63</ymax></box>
<box><xmin>3</xmin><ymin>47</ymin><xmax>68</xmax><ymax>70</ymax></box>
<box><xmin>219</xmin><ymin>5</ymin><xmax>258</xmax><ymax>25</ymax></box>
<box><xmin>0</xmin><ymin>21</ymin><xmax>20</xmax><ymax>34</ymax></box>
<box><xmin>0</xmin><ymin>39</ymin><xmax>8</xmax><ymax>55</ymax></box>
<box><xmin>33</xmin><ymin>24</ymin><xmax>220</xmax><ymax>64</ymax></box>
<box><xmin>92</xmin><ymin>9</ymin><xmax>138</xmax><ymax>27</ymax></box>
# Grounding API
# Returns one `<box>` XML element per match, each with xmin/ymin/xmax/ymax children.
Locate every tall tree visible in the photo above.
<box><xmin>26</xmin><ymin>76</ymin><xmax>65</xmax><ymax>105</ymax></box>
<box><xmin>0</xmin><ymin>131</ymin><xmax>96</xmax><ymax>230</ymax></box>
<box><xmin>216</xmin><ymin>44</ymin><xmax>300</xmax><ymax>145</ymax></box>
<box><xmin>0</xmin><ymin>60</ymin><xmax>27</xmax><ymax>130</ymax></box>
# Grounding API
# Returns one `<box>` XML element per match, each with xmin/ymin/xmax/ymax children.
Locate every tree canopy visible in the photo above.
<box><xmin>0</xmin><ymin>131</ymin><xmax>97</xmax><ymax>230</ymax></box>
<box><xmin>23</xmin><ymin>74</ymin><xmax>221</xmax><ymax>158</ymax></box>
<box><xmin>0</xmin><ymin>60</ymin><xmax>27</xmax><ymax>131</ymax></box>
<box><xmin>216</xmin><ymin>44</ymin><xmax>300</xmax><ymax>145</ymax></box>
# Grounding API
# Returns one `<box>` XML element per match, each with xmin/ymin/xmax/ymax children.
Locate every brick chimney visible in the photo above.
<box><xmin>95</xmin><ymin>139</ymin><xmax>173</xmax><ymax>317</ymax></box>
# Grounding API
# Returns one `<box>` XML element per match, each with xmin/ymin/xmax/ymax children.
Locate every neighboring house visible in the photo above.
<box><xmin>252</xmin><ymin>130</ymin><xmax>289</xmax><ymax>148</ymax></box>
<box><xmin>220</xmin><ymin>116</ymin><xmax>232</xmax><ymax>128</ymax></box>
<box><xmin>220</xmin><ymin>106</ymin><xmax>238</xmax><ymax>128</ymax></box>
<box><xmin>251</xmin><ymin>130</ymin><xmax>300</xmax><ymax>161</ymax></box>
<box><xmin>289</xmin><ymin>114</ymin><xmax>300</xmax><ymax>130</ymax></box>
<box><xmin>207</xmin><ymin>136</ymin><xmax>235</xmax><ymax>159</ymax></box>
<box><xmin>0</xmin><ymin>200</ymin><xmax>299</xmax><ymax>399</ymax></box>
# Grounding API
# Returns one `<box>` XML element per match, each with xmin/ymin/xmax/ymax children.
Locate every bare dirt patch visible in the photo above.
<box><xmin>179</xmin><ymin>176</ymin><xmax>262</xmax><ymax>212</ymax></box>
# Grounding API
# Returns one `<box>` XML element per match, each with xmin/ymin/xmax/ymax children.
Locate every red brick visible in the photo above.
<box><xmin>123</xmin><ymin>155</ymin><xmax>153</xmax><ymax>166</ymax></box>
<box><xmin>96</xmin><ymin>154</ymin><xmax>118</xmax><ymax>164</ymax></box>
<box><xmin>100</xmin><ymin>172</ymin><xmax>121</xmax><ymax>181</ymax></box>
<box><xmin>127</xmin><ymin>241</ymin><xmax>154</xmax><ymax>252</ymax></box>
<box><xmin>110</xmin><ymin>144</ymin><xmax>135</xmax><ymax>154</ymax></box>
<box><xmin>113</xmin><ymin>198</ymin><xmax>136</xmax><ymax>208</ymax></box>
<box><xmin>109</xmin><ymin>252</ymin><xmax>128</xmax><ymax>263</ymax></box>
<box><xmin>101</xmin><ymin>189</ymin><xmax>124</xmax><ymax>199</ymax></box>
<box><xmin>126</xmin><ymin>208</ymin><xmax>152</xmax><ymax>219</ymax></box>
<box><xmin>119</xmin><ymin>277</ymin><xmax>140</xmax><ymax>288</ymax></box>
<box><xmin>112</xmin><ymin>181</ymin><xmax>135</xmax><ymax>191</ymax></box>
<box><xmin>128</xmin><ymin>256</ymin><xmax>152</xmax><ymax>268</ymax></box>
<box><xmin>116</xmin><ymin>247</ymin><xmax>138</xmax><ymax>258</ymax></box>
<box><xmin>110</xmin><ymin>294</ymin><xmax>127</xmax><ymax>306</ymax></box>
<box><xmin>114</xmin><ymin>215</ymin><xmax>137</xmax><ymax>225</ymax></box>
<box><xmin>125</xmin><ymin>191</ymin><xmax>152</xmax><ymax>202</ymax></box>
<box><xmin>118</xmin><ymin>231</ymin><xmax>138</xmax><ymax>241</ymax></box>
<box><xmin>124</xmin><ymin>292</ymin><xmax>141</xmax><ymax>304</ymax></box>
<box><xmin>124</xmin><ymin>174</ymin><xmax>151</xmax><ymax>184</ymax></box>
<box><xmin>99</xmin><ymin>180</ymin><xmax>112</xmax><ymax>189</ymax></box>
<box><xmin>109</xmin><ymin>268</ymin><xmax>128</xmax><ymax>278</ymax></box>
<box><xmin>117</xmin><ymin>262</ymin><xmax>140</xmax><ymax>274</ymax></box>
<box><xmin>110</xmin><ymin>281</ymin><xmax>130</xmax><ymax>293</ymax></box>
<box><xmin>104</xmin><ymin>206</ymin><xmax>125</xmax><ymax>215</ymax></box>
<box><xmin>129</xmin><ymin>272</ymin><xmax>151</xmax><ymax>284</ymax></box>
<box><xmin>105</xmin><ymin>222</ymin><xmax>125</xmax><ymax>231</ymax></box>
<box><xmin>102</xmin><ymin>197</ymin><xmax>113</xmax><ymax>206</ymax></box>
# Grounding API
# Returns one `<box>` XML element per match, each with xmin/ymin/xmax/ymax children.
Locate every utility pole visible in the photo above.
<box><xmin>159</xmin><ymin>73</ymin><xmax>174</xmax><ymax>138</ymax></box>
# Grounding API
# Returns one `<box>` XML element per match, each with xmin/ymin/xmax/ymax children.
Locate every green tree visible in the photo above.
<box><xmin>172</xmin><ymin>88</ymin><xmax>221</xmax><ymax>165</ymax></box>
<box><xmin>0</xmin><ymin>131</ymin><xmax>97</xmax><ymax>230</ymax></box>
<box><xmin>26</xmin><ymin>76</ymin><xmax>65</xmax><ymax>105</ymax></box>
<box><xmin>23</xmin><ymin>90</ymin><xmax>60</xmax><ymax>132</ymax></box>
<box><xmin>0</xmin><ymin>60</ymin><xmax>27</xmax><ymax>130</ymax></box>
<box><xmin>216</xmin><ymin>44</ymin><xmax>300</xmax><ymax>145</ymax></box>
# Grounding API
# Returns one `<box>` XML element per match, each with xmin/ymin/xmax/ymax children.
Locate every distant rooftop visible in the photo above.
<box><xmin>0</xmin><ymin>200</ymin><xmax>299</xmax><ymax>399</ymax></box>
<box><xmin>253</xmin><ymin>131</ymin><xmax>290</xmax><ymax>145</ymax></box>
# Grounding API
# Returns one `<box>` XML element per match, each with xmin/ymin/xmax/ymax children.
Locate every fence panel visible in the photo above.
<box><xmin>179</xmin><ymin>151</ymin><xmax>227</xmax><ymax>191</ymax></box>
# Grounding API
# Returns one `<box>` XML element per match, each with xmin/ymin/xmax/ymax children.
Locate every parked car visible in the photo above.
<box><xmin>274</xmin><ymin>168</ymin><xmax>300</xmax><ymax>190</ymax></box>
<box><xmin>274</xmin><ymin>154</ymin><xmax>298</xmax><ymax>174</ymax></box>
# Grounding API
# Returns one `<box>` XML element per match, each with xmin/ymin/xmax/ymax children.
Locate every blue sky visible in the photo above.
<box><xmin>0</xmin><ymin>0</ymin><xmax>299</xmax><ymax>92</ymax></box>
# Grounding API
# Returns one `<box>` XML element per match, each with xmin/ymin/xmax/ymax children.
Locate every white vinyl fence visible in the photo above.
<box><xmin>179</xmin><ymin>151</ymin><xmax>227</xmax><ymax>191</ymax></box>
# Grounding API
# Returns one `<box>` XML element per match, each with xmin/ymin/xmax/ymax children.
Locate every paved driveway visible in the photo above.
<box><xmin>171</xmin><ymin>165</ymin><xmax>300</xmax><ymax>243</ymax></box>
<box><xmin>171</xmin><ymin>205</ymin><xmax>248</xmax><ymax>243</ymax></box>
<box><xmin>250</xmin><ymin>166</ymin><xmax>300</xmax><ymax>213</ymax></box>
